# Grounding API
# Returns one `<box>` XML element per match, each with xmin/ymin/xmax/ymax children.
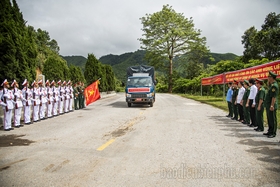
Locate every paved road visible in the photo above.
<box><xmin>0</xmin><ymin>93</ymin><xmax>279</xmax><ymax>187</ymax></box>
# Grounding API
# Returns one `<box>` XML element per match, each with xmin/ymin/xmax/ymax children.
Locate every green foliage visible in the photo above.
<box><xmin>0</xmin><ymin>0</ymin><xmax>37</xmax><ymax>83</ymax></box>
<box><xmin>139</xmin><ymin>4</ymin><xmax>208</xmax><ymax>93</ymax></box>
<box><xmin>42</xmin><ymin>55</ymin><xmax>69</xmax><ymax>81</ymax></box>
<box><xmin>99</xmin><ymin>50</ymin><xmax>148</xmax><ymax>83</ymax></box>
<box><xmin>69</xmin><ymin>65</ymin><xmax>85</xmax><ymax>84</ymax></box>
<box><xmin>202</xmin><ymin>53</ymin><xmax>239</xmax><ymax>66</ymax></box>
<box><xmin>34</xmin><ymin>28</ymin><xmax>61</xmax><ymax>72</ymax></box>
<box><xmin>98</xmin><ymin>50</ymin><xmax>238</xmax><ymax>85</ymax></box>
<box><xmin>209</xmin><ymin>60</ymin><xmax>244</xmax><ymax>75</ymax></box>
<box><xmin>244</xmin><ymin>58</ymin><xmax>270</xmax><ymax>68</ymax></box>
<box><xmin>62</xmin><ymin>55</ymin><xmax>87</xmax><ymax>72</ymax></box>
<box><xmin>242</xmin><ymin>12</ymin><xmax>280</xmax><ymax>62</ymax></box>
<box><xmin>84</xmin><ymin>54</ymin><xmax>100</xmax><ymax>86</ymax></box>
<box><xmin>104</xmin><ymin>65</ymin><xmax>116</xmax><ymax>91</ymax></box>
<box><xmin>84</xmin><ymin>54</ymin><xmax>116</xmax><ymax>92</ymax></box>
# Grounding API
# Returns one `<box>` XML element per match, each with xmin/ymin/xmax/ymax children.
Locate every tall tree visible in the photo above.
<box><xmin>139</xmin><ymin>5</ymin><xmax>208</xmax><ymax>93</ymax></box>
<box><xmin>43</xmin><ymin>55</ymin><xmax>69</xmax><ymax>81</ymax></box>
<box><xmin>242</xmin><ymin>12</ymin><xmax>280</xmax><ymax>62</ymax></box>
<box><xmin>0</xmin><ymin>0</ymin><xmax>37</xmax><ymax>83</ymax></box>
<box><xmin>104</xmin><ymin>65</ymin><xmax>116</xmax><ymax>91</ymax></box>
<box><xmin>84</xmin><ymin>54</ymin><xmax>101</xmax><ymax>85</ymax></box>
<box><xmin>241</xmin><ymin>27</ymin><xmax>260</xmax><ymax>63</ymax></box>
<box><xmin>69</xmin><ymin>65</ymin><xmax>85</xmax><ymax>84</ymax></box>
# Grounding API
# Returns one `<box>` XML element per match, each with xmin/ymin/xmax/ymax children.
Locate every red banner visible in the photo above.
<box><xmin>84</xmin><ymin>80</ymin><xmax>101</xmax><ymax>106</ymax></box>
<box><xmin>225</xmin><ymin>60</ymin><xmax>280</xmax><ymax>83</ymax></box>
<box><xmin>201</xmin><ymin>73</ymin><xmax>224</xmax><ymax>85</ymax></box>
<box><xmin>201</xmin><ymin>60</ymin><xmax>280</xmax><ymax>85</ymax></box>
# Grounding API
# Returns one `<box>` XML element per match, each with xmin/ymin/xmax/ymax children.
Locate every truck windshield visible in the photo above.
<box><xmin>127</xmin><ymin>77</ymin><xmax>153</xmax><ymax>87</ymax></box>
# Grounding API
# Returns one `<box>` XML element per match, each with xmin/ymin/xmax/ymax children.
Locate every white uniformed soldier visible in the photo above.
<box><xmin>45</xmin><ymin>80</ymin><xmax>53</xmax><ymax>118</ymax></box>
<box><xmin>38</xmin><ymin>80</ymin><xmax>47</xmax><ymax>120</ymax></box>
<box><xmin>22</xmin><ymin>79</ymin><xmax>32</xmax><ymax>124</ymax></box>
<box><xmin>63</xmin><ymin>80</ymin><xmax>70</xmax><ymax>113</ymax></box>
<box><xmin>57</xmin><ymin>80</ymin><xmax>65</xmax><ymax>114</ymax></box>
<box><xmin>1</xmin><ymin>79</ymin><xmax>14</xmax><ymax>131</ymax></box>
<box><xmin>68</xmin><ymin>80</ymin><xmax>74</xmax><ymax>112</ymax></box>
<box><xmin>31</xmin><ymin>80</ymin><xmax>40</xmax><ymax>122</ymax></box>
<box><xmin>51</xmin><ymin>80</ymin><xmax>59</xmax><ymax>116</ymax></box>
<box><xmin>12</xmin><ymin>80</ymin><xmax>25</xmax><ymax>128</ymax></box>
<box><xmin>0</xmin><ymin>87</ymin><xmax>5</xmax><ymax>107</ymax></box>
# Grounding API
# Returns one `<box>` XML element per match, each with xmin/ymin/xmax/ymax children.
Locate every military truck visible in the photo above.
<box><xmin>125</xmin><ymin>65</ymin><xmax>156</xmax><ymax>107</ymax></box>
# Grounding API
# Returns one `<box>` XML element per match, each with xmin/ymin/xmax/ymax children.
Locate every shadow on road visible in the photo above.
<box><xmin>0</xmin><ymin>134</ymin><xmax>35</xmax><ymax>147</ymax></box>
<box><xmin>208</xmin><ymin>115</ymin><xmax>280</xmax><ymax>172</ymax></box>
<box><xmin>107</xmin><ymin>101</ymin><xmax>151</xmax><ymax>109</ymax></box>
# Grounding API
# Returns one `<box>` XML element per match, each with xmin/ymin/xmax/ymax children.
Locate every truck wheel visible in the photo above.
<box><xmin>150</xmin><ymin>102</ymin><xmax>153</xmax><ymax>107</ymax></box>
<box><xmin>128</xmin><ymin>102</ymin><xmax>132</xmax><ymax>107</ymax></box>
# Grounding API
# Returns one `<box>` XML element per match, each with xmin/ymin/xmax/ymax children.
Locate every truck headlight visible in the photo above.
<box><xmin>147</xmin><ymin>93</ymin><xmax>153</xmax><ymax>97</ymax></box>
<box><xmin>126</xmin><ymin>94</ymin><xmax>131</xmax><ymax>97</ymax></box>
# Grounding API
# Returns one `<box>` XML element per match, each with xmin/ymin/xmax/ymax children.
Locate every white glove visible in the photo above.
<box><xmin>0</xmin><ymin>102</ymin><xmax>7</xmax><ymax>107</ymax></box>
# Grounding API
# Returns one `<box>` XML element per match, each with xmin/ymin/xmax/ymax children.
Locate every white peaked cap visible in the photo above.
<box><xmin>1</xmin><ymin>79</ymin><xmax>8</xmax><ymax>86</ymax></box>
<box><xmin>22</xmin><ymin>79</ymin><xmax>28</xmax><ymax>86</ymax></box>
<box><xmin>11</xmin><ymin>79</ymin><xmax>17</xmax><ymax>87</ymax></box>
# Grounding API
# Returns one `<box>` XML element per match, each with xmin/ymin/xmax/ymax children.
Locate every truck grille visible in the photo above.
<box><xmin>132</xmin><ymin>94</ymin><xmax>147</xmax><ymax>98</ymax></box>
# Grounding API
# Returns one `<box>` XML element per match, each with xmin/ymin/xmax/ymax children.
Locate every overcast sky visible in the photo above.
<box><xmin>17</xmin><ymin>0</ymin><xmax>279</xmax><ymax>58</ymax></box>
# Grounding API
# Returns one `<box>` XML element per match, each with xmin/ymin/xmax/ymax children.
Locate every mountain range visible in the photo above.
<box><xmin>62</xmin><ymin>50</ymin><xmax>239</xmax><ymax>82</ymax></box>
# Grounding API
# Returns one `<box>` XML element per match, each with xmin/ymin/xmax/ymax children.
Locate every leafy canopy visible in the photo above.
<box><xmin>139</xmin><ymin>4</ymin><xmax>208</xmax><ymax>92</ymax></box>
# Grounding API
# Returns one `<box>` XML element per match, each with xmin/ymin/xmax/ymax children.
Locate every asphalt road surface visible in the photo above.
<box><xmin>0</xmin><ymin>93</ymin><xmax>279</xmax><ymax>187</ymax></box>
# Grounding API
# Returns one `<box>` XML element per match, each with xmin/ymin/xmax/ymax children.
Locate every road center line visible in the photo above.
<box><xmin>97</xmin><ymin>139</ymin><xmax>115</xmax><ymax>151</ymax></box>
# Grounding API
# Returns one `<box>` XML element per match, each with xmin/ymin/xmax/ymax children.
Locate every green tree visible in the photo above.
<box><xmin>69</xmin><ymin>65</ymin><xmax>85</xmax><ymax>84</ymax></box>
<box><xmin>43</xmin><ymin>55</ymin><xmax>69</xmax><ymax>81</ymax></box>
<box><xmin>98</xmin><ymin>65</ymin><xmax>107</xmax><ymax>92</ymax></box>
<box><xmin>242</xmin><ymin>12</ymin><xmax>280</xmax><ymax>62</ymax></box>
<box><xmin>84</xmin><ymin>54</ymin><xmax>101</xmax><ymax>86</ymax></box>
<box><xmin>139</xmin><ymin>5</ymin><xmax>208</xmax><ymax>93</ymax></box>
<box><xmin>35</xmin><ymin>28</ymin><xmax>60</xmax><ymax>72</ymax></box>
<box><xmin>0</xmin><ymin>0</ymin><xmax>37</xmax><ymax>83</ymax></box>
<box><xmin>104</xmin><ymin>64</ymin><xmax>116</xmax><ymax>91</ymax></box>
<box><xmin>210</xmin><ymin>60</ymin><xmax>244</xmax><ymax>75</ymax></box>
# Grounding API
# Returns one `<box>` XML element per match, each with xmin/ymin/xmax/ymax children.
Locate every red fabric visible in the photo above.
<box><xmin>201</xmin><ymin>74</ymin><xmax>224</xmax><ymax>85</ymax></box>
<box><xmin>224</xmin><ymin>60</ymin><xmax>280</xmax><ymax>83</ymax></box>
<box><xmin>201</xmin><ymin>60</ymin><xmax>280</xmax><ymax>85</ymax></box>
<box><xmin>84</xmin><ymin>80</ymin><xmax>101</xmax><ymax>106</ymax></box>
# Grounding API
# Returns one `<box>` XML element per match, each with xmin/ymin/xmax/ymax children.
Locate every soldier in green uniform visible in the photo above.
<box><xmin>231</xmin><ymin>80</ymin><xmax>239</xmax><ymax>120</ymax></box>
<box><xmin>81</xmin><ymin>82</ymin><xmax>85</xmax><ymax>108</ymax></box>
<box><xmin>77</xmin><ymin>82</ymin><xmax>82</xmax><ymax>109</ymax></box>
<box><xmin>254</xmin><ymin>79</ymin><xmax>266</xmax><ymax>132</ymax></box>
<box><xmin>264</xmin><ymin>71</ymin><xmax>279</xmax><ymax>138</ymax></box>
<box><xmin>73</xmin><ymin>83</ymin><xmax>79</xmax><ymax>110</ymax></box>
<box><xmin>241</xmin><ymin>80</ymin><xmax>250</xmax><ymax>125</ymax></box>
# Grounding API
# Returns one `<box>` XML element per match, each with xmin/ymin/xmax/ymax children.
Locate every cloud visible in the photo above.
<box><xmin>17</xmin><ymin>0</ymin><xmax>280</xmax><ymax>58</ymax></box>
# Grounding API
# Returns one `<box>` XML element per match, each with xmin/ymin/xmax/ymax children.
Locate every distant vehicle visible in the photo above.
<box><xmin>125</xmin><ymin>65</ymin><xmax>156</xmax><ymax>107</ymax></box>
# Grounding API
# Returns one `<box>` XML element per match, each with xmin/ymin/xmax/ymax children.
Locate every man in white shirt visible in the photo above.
<box><xmin>236</xmin><ymin>81</ymin><xmax>245</xmax><ymax>122</ymax></box>
<box><xmin>246</xmin><ymin>78</ymin><xmax>258</xmax><ymax>127</ymax></box>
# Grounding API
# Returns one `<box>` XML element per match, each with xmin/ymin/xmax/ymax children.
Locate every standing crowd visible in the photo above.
<box><xmin>226</xmin><ymin>71</ymin><xmax>279</xmax><ymax>138</ymax></box>
<box><xmin>0</xmin><ymin>79</ymin><xmax>86</xmax><ymax>131</ymax></box>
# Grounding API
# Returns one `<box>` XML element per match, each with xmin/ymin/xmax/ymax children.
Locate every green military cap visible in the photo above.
<box><xmin>244</xmin><ymin>80</ymin><xmax>249</xmax><ymax>85</ymax></box>
<box><xmin>255</xmin><ymin>78</ymin><xmax>264</xmax><ymax>85</ymax></box>
<box><xmin>268</xmin><ymin>71</ymin><xmax>277</xmax><ymax>79</ymax></box>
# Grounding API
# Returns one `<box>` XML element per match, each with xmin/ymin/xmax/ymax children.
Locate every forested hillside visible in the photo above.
<box><xmin>62</xmin><ymin>50</ymin><xmax>238</xmax><ymax>83</ymax></box>
<box><xmin>97</xmin><ymin>50</ymin><xmax>239</xmax><ymax>82</ymax></box>
<box><xmin>62</xmin><ymin>56</ymin><xmax>87</xmax><ymax>72</ymax></box>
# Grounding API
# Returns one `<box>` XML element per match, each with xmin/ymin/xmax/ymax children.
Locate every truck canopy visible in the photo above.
<box><xmin>127</xmin><ymin>65</ymin><xmax>156</xmax><ymax>84</ymax></box>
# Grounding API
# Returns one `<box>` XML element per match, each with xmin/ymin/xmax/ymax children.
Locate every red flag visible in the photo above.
<box><xmin>84</xmin><ymin>80</ymin><xmax>101</xmax><ymax>106</ymax></box>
